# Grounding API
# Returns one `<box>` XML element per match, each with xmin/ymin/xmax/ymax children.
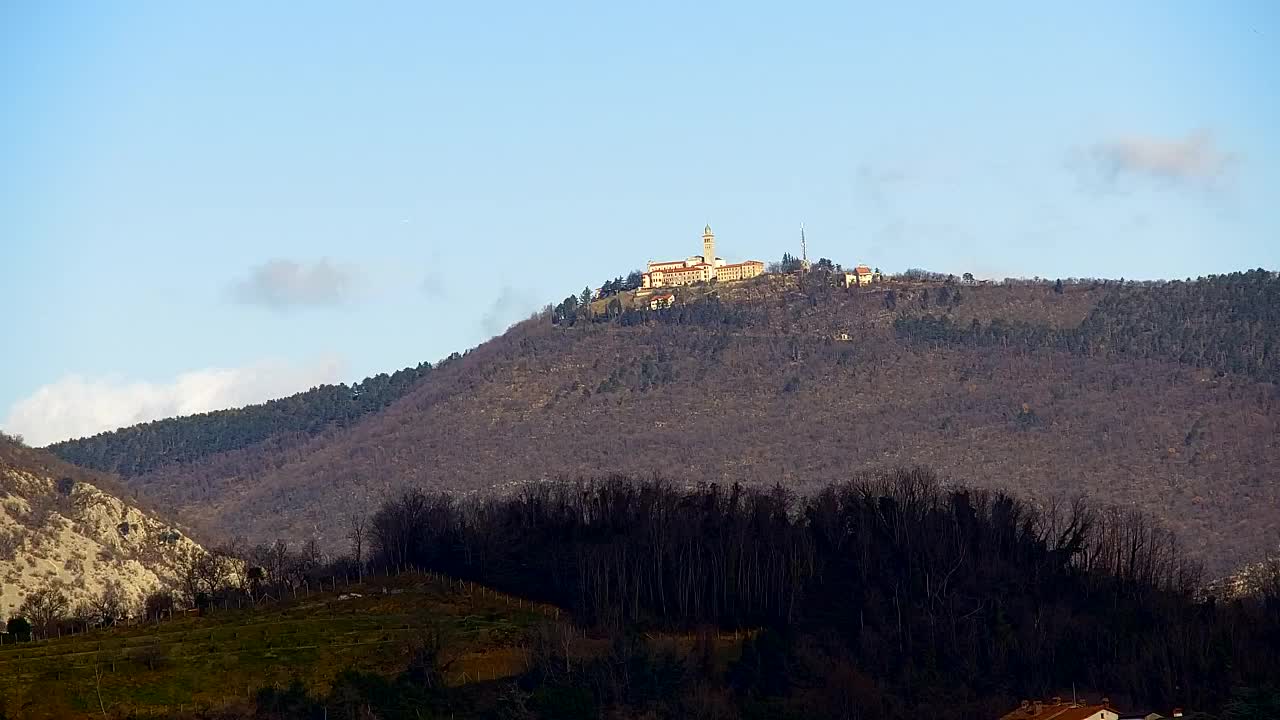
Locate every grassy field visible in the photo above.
<box><xmin>0</xmin><ymin>573</ymin><xmax>558</xmax><ymax>719</ymax></box>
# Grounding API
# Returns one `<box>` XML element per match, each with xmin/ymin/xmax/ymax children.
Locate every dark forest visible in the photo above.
<box><xmin>182</xmin><ymin>469</ymin><xmax>1280</xmax><ymax>720</ymax></box>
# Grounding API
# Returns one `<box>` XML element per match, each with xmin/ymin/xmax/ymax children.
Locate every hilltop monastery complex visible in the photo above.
<box><xmin>640</xmin><ymin>225</ymin><xmax>765</xmax><ymax>289</ymax></box>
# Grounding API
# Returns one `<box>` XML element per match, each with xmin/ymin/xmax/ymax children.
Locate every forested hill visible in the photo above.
<box><xmin>1082</xmin><ymin>270</ymin><xmax>1280</xmax><ymax>376</ymax></box>
<box><xmin>51</xmin><ymin>270</ymin><xmax>1280</xmax><ymax>577</ymax></box>
<box><xmin>894</xmin><ymin>268</ymin><xmax>1280</xmax><ymax>382</ymax></box>
<box><xmin>47</xmin><ymin>362</ymin><xmax>432</xmax><ymax>476</ymax></box>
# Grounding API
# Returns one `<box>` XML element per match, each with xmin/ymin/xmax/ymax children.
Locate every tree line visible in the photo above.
<box><xmin>47</xmin><ymin>362</ymin><xmax>434</xmax><ymax>476</ymax></box>
<box><xmin>345</xmin><ymin>470</ymin><xmax>1278</xmax><ymax>713</ymax></box>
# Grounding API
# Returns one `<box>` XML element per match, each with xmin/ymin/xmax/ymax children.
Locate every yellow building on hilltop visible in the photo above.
<box><xmin>641</xmin><ymin>226</ymin><xmax>765</xmax><ymax>289</ymax></box>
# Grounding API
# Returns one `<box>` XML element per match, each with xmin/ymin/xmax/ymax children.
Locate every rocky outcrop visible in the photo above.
<box><xmin>0</xmin><ymin>442</ymin><xmax>202</xmax><ymax>620</ymax></box>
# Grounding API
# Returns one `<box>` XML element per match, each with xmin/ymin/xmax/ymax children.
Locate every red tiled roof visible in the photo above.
<box><xmin>719</xmin><ymin>261</ymin><xmax>764</xmax><ymax>269</ymax></box>
<box><xmin>1000</xmin><ymin>703</ymin><xmax>1113</xmax><ymax>720</ymax></box>
<box><xmin>855</xmin><ymin>265</ymin><xmax>873</xmax><ymax>274</ymax></box>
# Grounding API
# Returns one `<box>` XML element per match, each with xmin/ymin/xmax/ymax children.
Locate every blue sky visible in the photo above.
<box><xmin>2</xmin><ymin>1</ymin><xmax>1277</xmax><ymax>444</ymax></box>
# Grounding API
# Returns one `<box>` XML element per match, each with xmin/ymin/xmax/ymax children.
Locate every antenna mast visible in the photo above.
<box><xmin>800</xmin><ymin>224</ymin><xmax>808</xmax><ymax>270</ymax></box>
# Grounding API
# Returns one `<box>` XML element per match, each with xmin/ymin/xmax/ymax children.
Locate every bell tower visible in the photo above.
<box><xmin>702</xmin><ymin>224</ymin><xmax>715</xmax><ymax>265</ymax></box>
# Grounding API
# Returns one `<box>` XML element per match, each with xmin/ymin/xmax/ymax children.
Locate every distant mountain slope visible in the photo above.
<box><xmin>47</xmin><ymin>362</ymin><xmax>432</xmax><ymax>476</ymax></box>
<box><xmin>76</xmin><ymin>271</ymin><xmax>1280</xmax><ymax>577</ymax></box>
<box><xmin>0</xmin><ymin>438</ymin><xmax>203</xmax><ymax>620</ymax></box>
<box><xmin>894</xmin><ymin>269</ymin><xmax>1280</xmax><ymax>382</ymax></box>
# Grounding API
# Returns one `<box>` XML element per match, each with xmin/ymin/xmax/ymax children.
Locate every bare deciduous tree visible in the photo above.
<box><xmin>347</xmin><ymin>513</ymin><xmax>367</xmax><ymax>581</ymax></box>
<box><xmin>144</xmin><ymin>590</ymin><xmax>175</xmax><ymax>620</ymax></box>
<box><xmin>87</xmin><ymin>580</ymin><xmax>129</xmax><ymax>626</ymax></box>
<box><xmin>19</xmin><ymin>585</ymin><xmax>70</xmax><ymax>638</ymax></box>
<box><xmin>178</xmin><ymin>549</ymin><xmax>234</xmax><ymax>608</ymax></box>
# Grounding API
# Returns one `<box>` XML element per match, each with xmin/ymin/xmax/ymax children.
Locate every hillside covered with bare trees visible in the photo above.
<box><xmin>48</xmin><ymin>271</ymin><xmax>1280</xmax><ymax>577</ymax></box>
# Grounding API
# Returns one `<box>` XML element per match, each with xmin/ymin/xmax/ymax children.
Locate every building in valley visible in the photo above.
<box><xmin>1000</xmin><ymin>699</ymin><xmax>1120</xmax><ymax>720</ymax></box>
<box><xmin>641</xmin><ymin>225</ymin><xmax>765</xmax><ymax>289</ymax></box>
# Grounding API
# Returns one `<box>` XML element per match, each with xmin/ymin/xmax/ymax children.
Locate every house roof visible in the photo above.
<box><xmin>855</xmin><ymin>265</ymin><xmax>873</xmax><ymax>274</ymax></box>
<box><xmin>1000</xmin><ymin>702</ymin><xmax>1114</xmax><ymax>720</ymax></box>
<box><xmin>720</xmin><ymin>261</ymin><xmax>764</xmax><ymax>269</ymax></box>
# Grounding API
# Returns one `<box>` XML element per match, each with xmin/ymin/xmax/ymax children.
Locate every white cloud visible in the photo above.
<box><xmin>2</xmin><ymin>357</ymin><xmax>346</xmax><ymax>446</ymax></box>
<box><xmin>231</xmin><ymin>258</ymin><xmax>360</xmax><ymax>308</ymax></box>
<box><xmin>1084</xmin><ymin>130</ymin><xmax>1238</xmax><ymax>185</ymax></box>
